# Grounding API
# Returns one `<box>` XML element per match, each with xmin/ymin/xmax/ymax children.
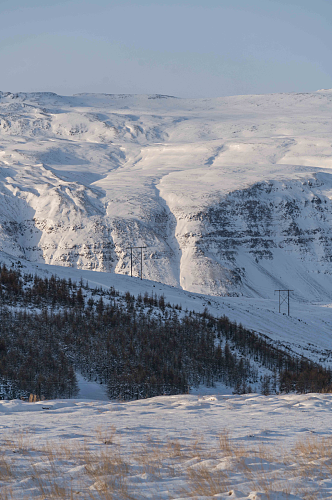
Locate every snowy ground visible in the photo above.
<box><xmin>75</xmin><ymin>373</ymin><xmax>108</xmax><ymax>401</ymax></box>
<box><xmin>1</xmin><ymin>393</ymin><xmax>332</xmax><ymax>499</ymax></box>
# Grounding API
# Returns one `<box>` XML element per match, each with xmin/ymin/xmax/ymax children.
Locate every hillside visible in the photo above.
<box><xmin>2</xmin><ymin>258</ymin><xmax>331</xmax><ymax>400</ymax></box>
<box><xmin>1</xmin><ymin>252</ymin><xmax>332</xmax><ymax>375</ymax></box>
<box><xmin>2</xmin><ymin>90</ymin><xmax>332</xmax><ymax>300</ymax></box>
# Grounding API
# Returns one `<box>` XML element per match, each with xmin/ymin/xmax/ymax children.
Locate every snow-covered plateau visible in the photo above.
<box><xmin>2</xmin><ymin>90</ymin><xmax>332</xmax><ymax>300</ymax></box>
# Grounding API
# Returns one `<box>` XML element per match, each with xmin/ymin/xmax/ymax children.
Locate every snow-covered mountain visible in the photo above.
<box><xmin>2</xmin><ymin>90</ymin><xmax>332</xmax><ymax>300</ymax></box>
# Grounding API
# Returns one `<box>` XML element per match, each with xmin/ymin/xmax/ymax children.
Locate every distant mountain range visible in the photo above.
<box><xmin>1</xmin><ymin>90</ymin><xmax>332</xmax><ymax>301</ymax></box>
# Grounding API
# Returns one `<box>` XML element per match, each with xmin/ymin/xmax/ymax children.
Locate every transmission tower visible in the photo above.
<box><xmin>274</xmin><ymin>289</ymin><xmax>293</xmax><ymax>316</ymax></box>
<box><xmin>126</xmin><ymin>246</ymin><xmax>147</xmax><ymax>280</ymax></box>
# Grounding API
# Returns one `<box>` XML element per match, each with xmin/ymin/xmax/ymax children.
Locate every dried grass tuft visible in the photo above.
<box><xmin>0</xmin><ymin>425</ymin><xmax>330</xmax><ymax>499</ymax></box>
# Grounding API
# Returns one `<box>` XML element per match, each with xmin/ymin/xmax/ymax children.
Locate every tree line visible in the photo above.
<box><xmin>0</xmin><ymin>263</ymin><xmax>330</xmax><ymax>400</ymax></box>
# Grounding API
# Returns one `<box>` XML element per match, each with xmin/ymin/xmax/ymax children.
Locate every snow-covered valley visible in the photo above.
<box><xmin>2</xmin><ymin>90</ymin><xmax>332</xmax><ymax>300</ymax></box>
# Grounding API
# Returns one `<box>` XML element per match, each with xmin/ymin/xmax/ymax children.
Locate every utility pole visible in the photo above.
<box><xmin>126</xmin><ymin>246</ymin><xmax>147</xmax><ymax>280</ymax></box>
<box><xmin>130</xmin><ymin>247</ymin><xmax>133</xmax><ymax>277</ymax></box>
<box><xmin>274</xmin><ymin>289</ymin><xmax>293</xmax><ymax>316</ymax></box>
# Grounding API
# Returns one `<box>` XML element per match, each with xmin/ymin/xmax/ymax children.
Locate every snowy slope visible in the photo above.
<box><xmin>2</xmin><ymin>90</ymin><xmax>332</xmax><ymax>300</ymax></box>
<box><xmin>2</xmin><ymin>251</ymin><xmax>331</xmax><ymax>368</ymax></box>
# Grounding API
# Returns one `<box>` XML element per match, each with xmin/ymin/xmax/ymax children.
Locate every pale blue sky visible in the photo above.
<box><xmin>1</xmin><ymin>0</ymin><xmax>332</xmax><ymax>97</ymax></box>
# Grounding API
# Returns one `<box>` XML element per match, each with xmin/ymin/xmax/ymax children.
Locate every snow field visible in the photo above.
<box><xmin>1</xmin><ymin>393</ymin><xmax>332</xmax><ymax>498</ymax></box>
<box><xmin>3</xmin><ymin>91</ymin><xmax>332</xmax><ymax>298</ymax></box>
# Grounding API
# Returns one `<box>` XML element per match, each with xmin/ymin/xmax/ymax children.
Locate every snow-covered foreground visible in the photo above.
<box><xmin>1</xmin><ymin>393</ymin><xmax>332</xmax><ymax>499</ymax></box>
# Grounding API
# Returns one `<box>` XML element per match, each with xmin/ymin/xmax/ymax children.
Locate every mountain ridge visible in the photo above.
<box><xmin>1</xmin><ymin>90</ymin><xmax>332</xmax><ymax>299</ymax></box>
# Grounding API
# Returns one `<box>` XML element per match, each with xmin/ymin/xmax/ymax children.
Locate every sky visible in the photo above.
<box><xmin>1</xmin><ymin>0</ymin><xmax>332</xmax><ymax>98</ymax></box>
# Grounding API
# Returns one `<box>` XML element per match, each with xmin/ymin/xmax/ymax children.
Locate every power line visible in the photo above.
<box><xmin>126</xmin><ymin>246</ymin><xmax>147</xmax><ymax>280</ymax></box>
<box><xmin>274</xmin><ymin>289</ymin><xmax>293</xmax><ymax>316</ymax></box>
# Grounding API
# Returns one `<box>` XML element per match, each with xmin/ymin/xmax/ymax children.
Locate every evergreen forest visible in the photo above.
<box><xmin>0</xmin><ymin>263</ymin><xmax>330</xmax><ymax>400</ymax></box>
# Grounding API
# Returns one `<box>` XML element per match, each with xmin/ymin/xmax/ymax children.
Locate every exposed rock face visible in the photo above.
<box><xmin>2</xmin><ymin>90</ymin><xmax>332</xmax><ymax>300</ymax></box>
<box><xmin>173</xmin><ymin>175</ymin><xmax>332</xmax><ymax>299</ymax></box>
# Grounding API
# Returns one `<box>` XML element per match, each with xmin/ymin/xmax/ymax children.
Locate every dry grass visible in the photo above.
<box><xmin>95</xmin><ymin>425</ymin><xmax>117</xmax><ymax>446</ymax></box>
<box><xmin>288</xmin><ymin>435</ymin><xmax>332</xmax><ymax>499</ymax></box>
<box><xmin>185</xmin><ymin>463</ymin><xmax>230</xmax><ymax>497</ymax></box>
<box><xmin>0</xmin><ymin>426</ymin><xmax>330</xmax><ymax>498</ymax></box>
<box><xmin>0</xmin><ymin>450</ymin><xmax>15</xmax><ymax>481</ymax></box>
<box><xmin>84</xmin><ymin>443</ymin><xmax>133</xmax><ymax>500</ymax></box>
